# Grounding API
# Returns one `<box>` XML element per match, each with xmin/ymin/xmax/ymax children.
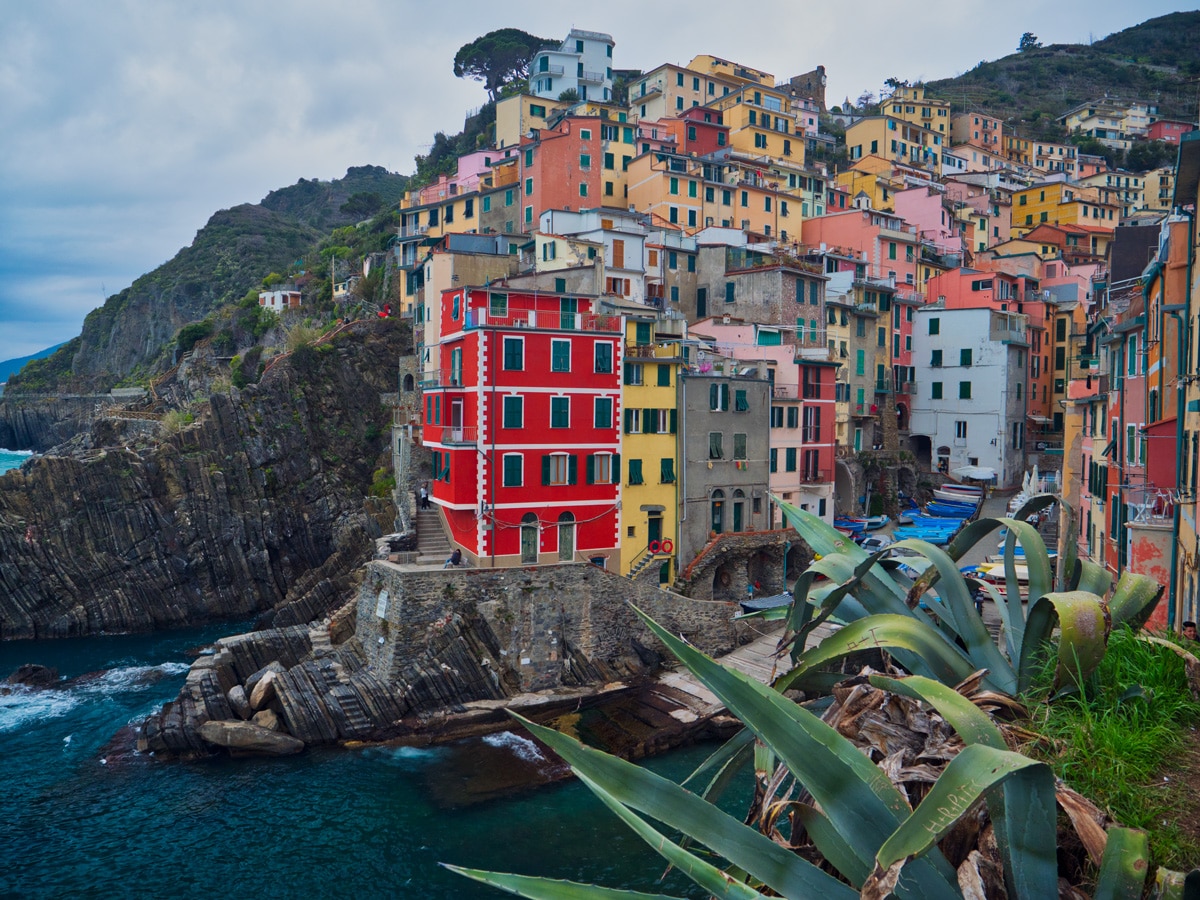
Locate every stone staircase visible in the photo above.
<box><xmin>415</xmin><ymin>507</ymin><xmax>454</xmax><ymax>565</ymax></box>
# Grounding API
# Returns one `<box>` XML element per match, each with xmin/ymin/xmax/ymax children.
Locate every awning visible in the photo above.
<box><xmin>951</xmin><ymin>465</ymin><xmax>997</xmax><ymax>481</ymax></box>
<box><xmin>1027</xmin><ymin>414</ymin><xmax>1053</xmax><ymax>425</ymax></box>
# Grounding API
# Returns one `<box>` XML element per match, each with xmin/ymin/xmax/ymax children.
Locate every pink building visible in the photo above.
<box><xmin>892</xmin><ymin>185</ymin><xmax>962</xmax><ymax>257</ymax></box>
<box><xmin>801</xmin><ymin>208</ymin><xmax>920</xmax><ymax>289</ymax></box>
<box><xmin>1147</xmin><ymin>119</ymin><xmax>1195</xmax><ymax>144</ymax></box>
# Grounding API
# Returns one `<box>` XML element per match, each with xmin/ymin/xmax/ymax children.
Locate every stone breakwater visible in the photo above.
<box><xmin>138</xmin><ymin>561</ymin><xmax>752</xmax><ymax>758</ymax></box>
<box><xmin>0</xmin><ymin>322</ymin><xmax>406</xmax><ymax>640</ymax></box>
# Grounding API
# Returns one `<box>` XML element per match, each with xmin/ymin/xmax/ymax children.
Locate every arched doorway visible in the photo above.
<box><xmin>895</xmin><ymin>400</ymin><xmax>909</xmax><ymax>432</ymax></box>
<box><xmin>557</xmin><ymin>512</ymin><xmax>575</xmax><ymax>561</ymax></box>
<box><xmin>521</xmin><ymin>513</ymin><xmax>539</xmax><ymax>564</ymax></box>
<box><xmin>732</xmin><ymin>489</ymin><xmax>746</xmax><ymax>532</ymax></box>
<box><xmin>402</xmin><ymin>373</ymin><xmax>415</xmax><ymax>392</ymax></box>
<box><xmin>911</xmin><ymin>434</ymin><xmax>932</xmax><ymax>473</ymax></box>
<box><xmin>936</xmin><ymin>445</ymin><xmax>951</xmax><ymax>475</ymax></box>
<box><xmin>711</xmin><ymin>489</ymin><xmax>725</xmax><ymax>534</ymax></box>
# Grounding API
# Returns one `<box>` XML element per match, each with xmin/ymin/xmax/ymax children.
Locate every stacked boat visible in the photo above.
<box><xmin>893</xmin><ymin>481</ymin><xmax>982</xmax><ymax>545</ymax></box>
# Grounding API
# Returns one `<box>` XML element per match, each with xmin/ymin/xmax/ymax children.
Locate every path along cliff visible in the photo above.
<box><xmin>0</xmin><ymin>320</ymin><xmax>405</xmax><ymax>640</ymax></box>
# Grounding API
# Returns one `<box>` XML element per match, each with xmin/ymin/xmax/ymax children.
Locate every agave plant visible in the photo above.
<box><xmin>769</xmin><ymin>496</ymin><xmax>1164</xmax><ymax>698</ymax></box>
<box><xmin>445</xmin><ymin>608</ymin><xmax>1195</xmax><ymax>898</ymax></box>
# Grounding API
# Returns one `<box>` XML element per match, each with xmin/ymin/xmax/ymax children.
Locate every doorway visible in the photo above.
<box><xmin>521</xmin><ymin>513</ymin><xmax>538</xmax><ymax>564</ymax></box>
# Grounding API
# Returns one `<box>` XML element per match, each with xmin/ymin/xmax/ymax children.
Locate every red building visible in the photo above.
<box><xmin>424</xmin><ymin>286</ymin><xmax>625</xmax><ymax>567</ymax></box>
<box><xmin>665</xmin><ymin>107</ymin><xmax>730</xmax><ymax>156</ymax></box>
<box><xmin>1147</xmin><ymin>119</ymin><xmax>1195</xmax><ymax>144</ymax></box>
<box><xmin>518</xmin><ymin>116</ymin><xmax>604</xmax><ymax>229</ymax></box>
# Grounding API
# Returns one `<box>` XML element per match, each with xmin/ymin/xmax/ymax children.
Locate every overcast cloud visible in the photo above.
<box><xmin>0</xmin><ymin>0</ymin><xmax>1191</xmax><ymax>362</ymax></box>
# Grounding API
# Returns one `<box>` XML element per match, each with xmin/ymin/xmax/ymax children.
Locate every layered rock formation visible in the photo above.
<box><xmin>0</xmin><ymin>320</ymin><xmax>405</xmax><ymax>639</ymax></box>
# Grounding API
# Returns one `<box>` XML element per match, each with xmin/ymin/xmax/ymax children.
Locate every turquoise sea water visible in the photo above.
<box><xmin>0</xmin><ymin>626</ymin><xmax>735</xmax><ymax>898</ymax></box>
<box><xmin>0</xmin><ymin>448</ymin><xmax>32</xmax><ymax>475</ymax></box>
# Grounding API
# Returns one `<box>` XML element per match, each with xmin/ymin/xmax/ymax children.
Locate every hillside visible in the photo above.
<box><xmin>8</xmin><ymin>166</ymin><xmax>409</xmax><ymax>395</ymax></box>
<box><xmin>924</xmin><ymin>11</ymin><xmax>1200</xmax><ymax>138</ymax></box>
<box><xmin>0</xmin><ymin>343</ymin><xmax>66</xmax><ymax>384</ymax></box>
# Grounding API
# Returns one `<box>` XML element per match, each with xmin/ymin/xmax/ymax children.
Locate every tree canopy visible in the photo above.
<box><xmin>453</xmin><ymin>29</ymin><xmax>556</xmax><ymax>102</ymax></box>
<box><xmin>1018</xmin><ymin>32</ymin><xmax>1042</xmax><ymax>51</ymax></box>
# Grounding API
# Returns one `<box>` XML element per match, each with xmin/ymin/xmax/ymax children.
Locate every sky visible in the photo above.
<box><xmin>0</xmin><ymin>0</ymin><xmax>1193</xmax><ymax>364</ymax></box>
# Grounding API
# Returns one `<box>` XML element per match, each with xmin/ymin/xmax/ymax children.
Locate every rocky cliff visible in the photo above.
<box><xmin>0</xmin><ymin>320</ymin><xmax>405</xmax><ymax>640</ymax></box>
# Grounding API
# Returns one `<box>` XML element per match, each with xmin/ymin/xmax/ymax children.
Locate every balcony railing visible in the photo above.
<box><xmin>465</xmin><ymin>308</ymin><xmax>622</xmax><ymax>333</ymax></box>
<box><xmin>538</xmin><ymin>63</ymin><xmax>565</xmax><ymax>76</ymax></box>
<box><xmin>772</xmin><ymin>384</ymin><xmax>798</xmax><ymax>399</ymax></box>
<box><xmin>800</xmin><ymin>468</ymin><xmax>827</xmax><ymax>484</ymax></box>
<box><xmin>419</xmin><ymin>369</ymin><xmax>465</xmax><ymax>389</ymax></box>
<box><xmin>851</xmin><ymin>402</ymin><xmax>876</xmax><ymax>416</ymax></box>
<box><xmin>580</xmin><ymin>70</ymin><xmax>606</xmax><ymax>84</ymax></box>
<box><xmin>438</xmin><ymin>426</ymin><xmax>477</xmax><ymax>445</ymax></box>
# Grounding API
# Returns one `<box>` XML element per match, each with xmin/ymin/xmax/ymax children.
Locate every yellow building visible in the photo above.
<box><xmin>845</xmin><ymin>117</ymin><xmax>943</xmax><ymax>175</ymax></box>
<box><xmin>628</xmin><ymin>63</ymin><xmax>738</xmax><ymax>122</ymax></box>
<box><xmin>1010</xmin><ymin>182</ymin><xmax>1119</xmax><ymax>236</ymax></box>
<box><xmin>1144</xmin><ymin>166</ymin><xmax>1176</xmax><ymax>211</ymax></box>
<box><xmin>708</xmin><ymin>84</ymin><xmax>806</xmax><ymax>167</ymax></box>
<box><xmin>495</xmin><ymin>94</ymin><xmax>570</xmax><ymax>149</ymax></box>
<box><xmin>1077</xmin><ymin>170</ymin><xmax>1145</xmax><ymax>218</ymax></box>
<box><xmin>835</xmin><ymin>156</ymin><xmax>905</xmax><ymax>211</ymax></box>
<box><xmin>884</xmin><ymin>85</ymin><xmax>951</xmax><ymax>135</ymax></box>
<box><xmin>618</xmin><ymin>313</ymin><xmax>683</xmax><ymax>582</ymax></box>
<box><xmin>1003</xmin><ymin>135</ymin><xmax>1033</xmax><ymax>167</ymax></box>
<box><xmin>686</xmin><ymin>54</ymin><xmax>773</xmax><ymax>87</ymax></box>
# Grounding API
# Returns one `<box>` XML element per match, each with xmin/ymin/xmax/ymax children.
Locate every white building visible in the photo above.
<box><xmin>910</xmin><ymin>305</ymin><xmax>1028</xmax><ymax>488</ymax></box>
<box><xmin>258</xmin><ymin>289</ymin><xmax>302</xmax><ymax>313</ymax></box>
<box><xmin>538</xmin><ymin>207</ymin><xmax>648</xmax><ymax>303</ymax></box>
<box><xmin>529</xmin><ymin>29</ymin><xmax>615</xmax><ymax>103</ymax></box>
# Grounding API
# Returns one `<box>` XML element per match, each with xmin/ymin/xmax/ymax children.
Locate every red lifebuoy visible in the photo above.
<box><xmin>648</xmin><ymin>540</ymin><xmax>661</xmax><ymax>554</ymax></box>
<box><xmin>660</xmin><ymin>539</ymin><xmax>673</xmax><ymax>554</ymax></box>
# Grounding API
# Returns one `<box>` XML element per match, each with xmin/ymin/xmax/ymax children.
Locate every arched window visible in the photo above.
<box><xmin>402</xmin><ymin>373</ymin><xmax>415</xmax><ymax>392</ymax></box>
<box><xmin>732</xmin><ymin>489</ymin><xmax>745</xmax><ymax>532</ymax></box>
<box><xmin>711</xmin><ymin>489</ymin><xmax>725</xmax><ymax>534</ymax></box>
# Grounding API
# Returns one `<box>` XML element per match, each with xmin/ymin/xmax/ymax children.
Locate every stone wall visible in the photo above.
<box><xmin>357</xmin><ymin>560</ymin><xmax>751</xmax><ymax>693</ymax></box>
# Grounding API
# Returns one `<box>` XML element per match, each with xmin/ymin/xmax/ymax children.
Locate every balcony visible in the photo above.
<box><xmin>538</xmin><ymin>63</ymin><xmax>565</xmax><ymax>76</ymax></box>
<box><xmin>465</xmin><ymin>308</ymin><xmax>623</xmax><ymax>333</ymax></box>
<box><xmin>800</xmin><ymin>468</ymin><xmax>827</xmax><ymax>484</ymax></box>
<box><xmin>626</xmin><ymin>342</ymin><xmax>684</xmax><ymax>361</ymax></box>
<box><xmin>580</xmin><ymin>70</ymin><xmax>606</xmax><ymax>84</ymax></box>
<box><xmin>772</xmin><ymin>384</ymin><xmax>798</xmax><ymax>399</ymax></box>
<box><xmin>851</xmin><ymin>402</ymin><xmax>877</xmax><ymax>416</ymax></box>
<box><xmin>439</xmin><ymin>426</ymin><xmax>478</xmax><ymax>445</ymax></box>
<box><xmin>419</xmin><ymin>369</ymin><xmax>465</xmax><ymax>389</ymax></box>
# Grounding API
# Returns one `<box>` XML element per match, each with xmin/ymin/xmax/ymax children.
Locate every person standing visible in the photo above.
<box><xmin>419</xmin><ymin>484</ymin><xmax>429</xmax><ymax>510</ymax></box>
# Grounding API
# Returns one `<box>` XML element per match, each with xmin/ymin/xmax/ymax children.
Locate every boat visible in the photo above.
<box><xmin>933</xmin><ymin>487</ymin><xmax>982</xmax><ymax>503</ymax></box>
<box><xmin>938</xmin><ymin>482</ymin><xmax>983</xmax><ymax>497</ymax></box>
<box><xmin>852</xmin><ymin>514</ymin><xmax>890</xmax><ymax>531</ymax></box>
<box><xmin>924</xmin><ymin>502</ymin><xmax>977</xmax><ymax>518</ymax></box>
<box><xmin>834</xmin><ymin>517</ymin><xmax>866</xmax><ymax>534</ymax></box>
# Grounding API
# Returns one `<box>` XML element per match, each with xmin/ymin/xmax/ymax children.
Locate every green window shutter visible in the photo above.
<box><xmin>542</xmin><ymin>455</ymin><xmax>551</xmax><ymax>485</ymax></box>
<box><xmin>612</xmin><ymin>453</ymin><xmax>620</xmax><ymax>482</ymax></box>
<box><xmin>669</xmin><ymin>408</ymin><xmax>677</xmax><ymax>433</ymax></box>
<box><xmin>660</xmin><ymin>457</ymin><xmax>674</xmax><ymax>483</ymax></box>
<box><xmin>644</xmin><ymin>409</ymin><xmax>657</xmax><ymax>433</ymax></box>
<box><xmin>555</xmin><ymin>277</ymin><xmax>566</xmax><ymax>293</ymax></box>
<box><xmin>657</xmin><ymin>364</ymin><xmax>670</xmax><ymax>386</ymax></box>
<box><xmin>735</xmin><ymin>390</ymin><xmax>748</xmax><ymax>411</ymax></box>
<box><xmin>568</xmin><ymin>455</ymin><xmax>578</xmax><ymax>485</ymax></box>
<box><xmin>629</xmin><ymin>458</ymin><xmax>642</xmax><ymax>484</ymax></box>
<box><xmin>624</xmin><ymin>408</ymin><xmax>633</xmax><ymax>433</ymax></box>
<box><xmin>586</xmin><ymin>454</ymin><xmax>596</xmax><ymax>484</ymax></box>
<box><xmin>624</xmin><ymin>362</ymin><xmax>634</xmax><ymax>384</ymax></box>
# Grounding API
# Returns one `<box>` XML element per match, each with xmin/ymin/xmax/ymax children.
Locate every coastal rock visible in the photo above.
<box><xmin>249</xmin><ymin>671</ymin><xmax>279</xmax><ymax>711</ymax></box>
<box><xmin>4</xmin><ymin>663</ymin><xmax>60</xmax><ymax>688</ymax></box>
<box><xmin>0</xmin><ymin>321</ymin><xmax>407</xmax><ymax>640</ymax></box>
<box><xmin>227</xmin><ymin>685</ymin><xmax>251</xmax><ymax>720</ymax></box>
<box><xmin>244</xmin><ymin>661</ymin><xmax>287</xmax><ymax>702</ymax></box>
<box><xmin>252</xmin><ymin>709</ymin><xmax>281</xmax><ymax>731</ymax></box>
<box><xmin>197</xmin><ymin>720</ymin><xmax>304</xmax><ymax>756</ymax></box>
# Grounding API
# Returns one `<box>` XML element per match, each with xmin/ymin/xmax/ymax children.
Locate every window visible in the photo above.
<box><xmin>734</xmin><ymin>389</ymin><xmax>749</xmax><ymax>411</ymax></box>
<box><xmin>959</xmin><ymin>381</ymin><xmax>972</xmax><ymax>399</ymax></box>
<box><xmin>770</xmin><ymin>449</ymin><xmax>778</xmax><ymax>472</ymax></box>
<box><xmin>785</xmin><ymin>406</ymin><xmax>798</xmax><ymax>429</ymax></box>
<box><xmin>624</xmin><ymin>407</ymin><xmax>641</xmax><ymax>433</ymax></box>
<box><xmin>544</xmin><ymin>453</ymin><xmax>575</xmax><ymax>486</ymax></box>
<box><xmin>770</xmin><ymin>406</ymin><xmax>783</xmax><ymax>428</ymax></box>
<box><xmin>502</xmin><ymin>454</ymin><xmax>523</xmax><ymax>487</ymax></box>
<box><xmin>594</xmin><ymin>342</ymin><xmax>613</xmax><ymax>373</ymax></box>
<box><xmin>489</xmin><ymin>292</ymin><xmax>508</xmax><ymax>318</ymax></box>
<box><xmin>579</xmin><ymin>182</ymin><xmax>588</xmax><ymax>197</ymax></box>
<box><xmin>660</xmin><ymin>458</ymin><xmax>675</xmax><ymax>483</ymax></box>
<box><xmin>587</xmin><ymin>453</ymin><xmax>615</xmax><ymax>485</ymax></box>
<box><xmin>785</xmin><ymin>447</ymin><xmax>797</xmax><ymax>471</ymax></box>
<box><xmin>551</xmin><ymin>339</ymin><xmax>570</xmax><ymax>372</ymax></box>
<box><xmin>725</xmin><ymin>282</ymin><xmax>735</xmax><ymax>303</ymax></box>
<box><xmin>594</xmin><ymin>397</ymin><xmax>613</xmax><ymax>429</ymax></box>
<box><xmin>709</xmin><ymin>382</ymin><xmax>729</xmax><ymax>410</ymax></box>
<box><xmin>525</xmin><ymin>177</ymin><xmax>533</xmax><ymax>195</ymax></box>
<box><xmin>931</xmin><ymin>349</ymin><xmax>942</xmax><ymax>367</ymax></box>
<box><xmin>960</xmin><ymin>348</ymin><xmax>972</xmax><ymax>367</ymax></box>
<box><xmin>733</xmin><ymin>433</ymin><xmax>747</xmax><ymax>460</ymax></box>
<box><xmin>657</xmin><ymin>364</ymin><xmax>670</xmax><ymax>387</ymax></box>
<box><xmin>503</xmin><ymin>395</ymin><xmax>523</xmax><ymax>428</ymax></box>
<box><xmin>932</xmin><ymin>382</ymin><xmax>943</xmax><ymax>399</ymax></box>
<box><xmin>624</xmin><ymin>362</ymin><xmax>644</xmax><ymax>385</ymax></box>
<box><xmin>928</xmin><ymin>317</ymin><xmax>940</xmax><ymax>335</ymax></box>
<box><xmin>503</xmin><ymin>337</ymin><xmax>523</xmax><ymax>370</ymax></box>
<box><xmin>550</xmin><ymin>396</ymin><xmax>569</xmax><ymax>428</ymax></box>
<box><xmin>955</xmin><ymin>420</ymin><xmax>967</xmax><ymax>439</ymax></box>
<box><xmin>709</xmin><ymin>432</ymin><xmax>723</xmax><ymax>459</ymax></box>
<box><xmin>627</xmin><ymin>458</ymin><xmax>644</xmax><ymax>485</ymax></box>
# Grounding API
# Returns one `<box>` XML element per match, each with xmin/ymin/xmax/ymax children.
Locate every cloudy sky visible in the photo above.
<box><xmin>0</xmin><ymin>1</ymin><xmax>1191</xmax><ymax>363</ymax></box>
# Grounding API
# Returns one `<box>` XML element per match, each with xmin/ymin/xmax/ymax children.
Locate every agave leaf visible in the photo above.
<box><xmin>681</xmin><ymin>728</ymin><xmax>754</xmax><ymax>792</ymax></box>
<box><xmin>778</xmin><ymin>613</ymin><xmax>981</xmax><ymax>693</ymax></box>
<box><xmin>867</xmin><ymin>674</ymin><xmax>1006</xmax><ymax>750</ymax></box>
<box><xmin>1008</xmin><ymin>492</ymin><xmax>1058</xmax><ymax>522</ymax></box>
<box><xmin>1017</xmin><ymin>592</ymin><xmax>1111</xmax><ymax>693</ymax></box>
<box><xmin>1107</xmin><ymin>570</ymin><xmax>1165</xmax><ymax>631</ymax></box>
<box><xmin>582</xmin><ymin>774</ymin><xmax>774</xmax><ymax>900</ymax></box>
<box><xmin>1093</xmin><ymin>827</ymin><xmax>1150</xmax><ymax>900</ymax></box>
<box><xmin>794</xmin><ymin>803</ymin><xmax>870</xmax><ymax>889</ymax></box>
<box><xmin>887</xmin><ymin>538</ymin><xmax>1017</xmax><ymax>694</ymax></box>
<box><xmin>867</xmin><ymin>745</ymin><xmax>1057</xmax><ymax>900</ymax></box>
<box><xmin>632</xmin><ymin>607</ymin><xmax>962</xmax><ymax>898</ymax></box>
<box><xmin>1055</xmin><ymin>499</ymin><xmax>1080</xmax><ymax>594</ymax></box>
<box><xmin>442</xmin><ymin>865</ymin><xmax>688</xmax><ymax>899</ymax></box>
<box><xmin>512</xmin><ymin>716</ymin><xmax>857</xmax><ymax>899</ymax></box>
<box><xmin>1074</xmin><ymin>558</ymin><xmax>1114</xmax><ymax>597</ymax></box>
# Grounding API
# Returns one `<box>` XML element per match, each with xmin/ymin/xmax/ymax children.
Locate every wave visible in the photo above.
<box><xmin>0</xmin><ymin>685</ymin><xmax>82</xmax><ymax>733</ymax></box>
<box><xmin>482</xmin><ymin>730</ymin><xmax>546</xmax><ymax>764</ymax></box>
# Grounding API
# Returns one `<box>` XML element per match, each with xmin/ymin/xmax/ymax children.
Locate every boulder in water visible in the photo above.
<box><xmin>252</xmin><ymin>709</ymin><xmax>281</xmax><ymax>732</ymax></box>
<box><xmin>249</xmin><ymin>670</ymin><xmax>279</xmax><ymax>711</ymax></box>
<box><xmin>197</xmin><ymin>720</ymin><xmax>304</xmax><ymax>756</ymax></box>
<box><xmin>5</xmin><ymin>664</ymin><xmax>60</xmax><ymax>688</ymax></box>
<box><xmin>227</xmin><ymin>685</ymin><xmax>252</xmax><ymax>720</ymax></box>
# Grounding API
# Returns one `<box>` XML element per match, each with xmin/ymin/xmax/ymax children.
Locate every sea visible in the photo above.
<box><xmin>0</xmin><ymin>623</ymin><xmax>737</xmax><ymax>898</ymax></box>
<box><xmin>0</xmin><ymin>448</ymin><xmax>32</xmax><ymax>475</ymax></box>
